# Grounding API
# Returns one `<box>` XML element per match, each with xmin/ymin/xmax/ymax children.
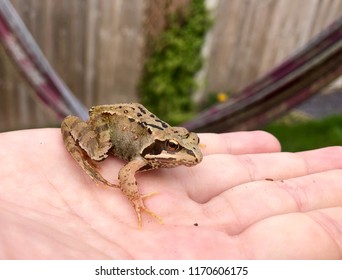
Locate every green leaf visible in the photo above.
<box><xmin>139</xmin><ymin>0</ymin><xmax>212</xmax><ymax>124</ymax></box>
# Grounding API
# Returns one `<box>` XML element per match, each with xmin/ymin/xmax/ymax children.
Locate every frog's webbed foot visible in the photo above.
<box><xmin>129</xmin><ymin>192</ymin><xmax>164</xmax><ymax>228</ymax></box>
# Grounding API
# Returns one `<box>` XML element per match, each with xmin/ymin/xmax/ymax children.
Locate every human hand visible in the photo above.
<box><xmin>0</xmin><ymin>129</ymin><xmax>341</xmax><ymax>259</ymax></box>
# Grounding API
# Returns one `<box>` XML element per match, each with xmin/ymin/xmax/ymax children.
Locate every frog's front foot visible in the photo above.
<box><xmin>129</xmin><ymin>192</ymin><xmax>164</xmax><ymax>228</ymax></box>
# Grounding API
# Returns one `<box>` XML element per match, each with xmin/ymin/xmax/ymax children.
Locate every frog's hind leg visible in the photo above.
<box><xmin>61</xmin><ymin>115</ymin><xmax>117</xmax><ymax>188</ymax></box>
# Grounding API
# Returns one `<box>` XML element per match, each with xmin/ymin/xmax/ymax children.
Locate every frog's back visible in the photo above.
<box><xmin>90</xmin><ymin>103</ymin><xmax>142</xmax><ymax>117</ymax></box>
<box><xmin>89</xmin><ymin>103</ymin><xmax>170</xmax><ymax>130</ymax></box>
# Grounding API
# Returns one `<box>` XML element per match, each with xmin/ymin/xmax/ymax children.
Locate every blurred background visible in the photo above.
<box><xmin>0</xmin><ymin>0</ymin><xmax>341</xmax><ymax>151</ymax></box>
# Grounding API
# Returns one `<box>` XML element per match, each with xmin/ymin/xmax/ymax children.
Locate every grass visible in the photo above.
<box><xmin>263</xmin><ymin>113</ymin><xmax>342</xmax><ymax>152</ymax></box>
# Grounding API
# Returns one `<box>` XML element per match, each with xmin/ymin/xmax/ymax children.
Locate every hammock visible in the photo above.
<box><xmin>0</xmin><ymin>0</ymin><xmax>341</xmax><ymax>132</ymax></box>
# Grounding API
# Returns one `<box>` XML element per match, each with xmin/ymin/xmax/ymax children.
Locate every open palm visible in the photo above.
<box><xmin>0</xmin><ymin>129</ymin><xmax>341</xmax><ymax>259</ymax></box>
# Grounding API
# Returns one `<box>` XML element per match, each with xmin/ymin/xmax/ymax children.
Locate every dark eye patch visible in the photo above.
<box><xmin>141</xmin><ymin>140</ymin><xmax>164</xmax><ymax>157</ymax></box>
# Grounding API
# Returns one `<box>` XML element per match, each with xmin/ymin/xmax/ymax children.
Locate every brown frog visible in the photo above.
<box><xmin>61</xmin><ymin>103</ymin><xmax>203</xmax><ymax>227</ymax></box>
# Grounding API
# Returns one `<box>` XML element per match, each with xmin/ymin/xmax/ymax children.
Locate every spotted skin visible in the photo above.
<box><xmin>61</xmin><ymin>103</ymin><xmax>203</xmax><ymax>227</ymax></box>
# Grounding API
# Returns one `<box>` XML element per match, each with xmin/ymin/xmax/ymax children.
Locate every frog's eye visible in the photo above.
<box><xmin>166</xmin><ymin>140</ymin><xmax>180</xmax><ymax>152</ymax></box>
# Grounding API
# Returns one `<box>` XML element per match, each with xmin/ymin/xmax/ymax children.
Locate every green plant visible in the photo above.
<box><xmin>264</xmin><ymin>114</ymin><xmax>342</xmax><ymax>152</ymax></box>
<box><xmin>140</xmin><ymin>0</ymin><xmax>211</xmax><ymax>125</ymax></box>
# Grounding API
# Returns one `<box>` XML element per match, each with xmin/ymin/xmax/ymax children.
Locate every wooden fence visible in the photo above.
<box><xmin>202</xmin><ymin>0</ymin><xmax>342</xmax><ymax>96</ymax></box>
<box><xmin>1</xmin><ymin>0</ymin><xmax>342</xmax><ymax>131</ymax></box>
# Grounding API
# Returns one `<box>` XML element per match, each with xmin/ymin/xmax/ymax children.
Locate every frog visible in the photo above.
<box><xmin>61</xmin><ymin>103</ymin><xmax>203</xmax><ymax>228</ymax></box>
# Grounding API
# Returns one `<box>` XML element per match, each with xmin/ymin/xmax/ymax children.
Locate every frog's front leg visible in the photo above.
<box><xmin>61</xmin><ymin>115</ymin><xmax>116</xmax><ymax>187</ymax></box>
<box><xmin>118</xmin><ymin>157</ymin><xmax>163</xmax><ymax>227</ymax></box>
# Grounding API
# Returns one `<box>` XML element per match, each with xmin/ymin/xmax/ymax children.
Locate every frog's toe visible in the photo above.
<box><xmin>140</xmin><ymin>205</ymin><xmax>164</xmax><ymax>226</ymax></box>
<box><xmin>140</xmin><ymin>191</ymin><xmax>159</xmax><ymax>199</ymax></box>
<box><xmin>131</xmin><ymin>195</ymin><xmax>163</xmax><ymax>228</ymax></box>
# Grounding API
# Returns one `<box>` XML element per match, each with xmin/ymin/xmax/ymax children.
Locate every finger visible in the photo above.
<box><xmin>182</xmin><ymin>146</ymin><xmax>342</xmax><ymax>203</ymax></box>
<box><xmin>204</xmin><ymin>169</ymin><xmax>342</xmax><ymax>236</ymax></box>
<box><xmin>198</xmin><ymin>131</ymin><xmax>281</xmax><ymax>155</ymax></box>
<box><xmin>242</xmin><ymin>207</ymin><xmax>342</xmax><ymax>259</ymax></box>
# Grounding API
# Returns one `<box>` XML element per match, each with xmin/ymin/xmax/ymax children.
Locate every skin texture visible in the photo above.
<box><xmin>61</xmin><ymin>104</ymin><xmax>203</xmax><ymax>227</ymax></box>
<box><xmin>0</xmin><ymin>128</ymin><xmax>341</xmax><ymax>259</ymax></box>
